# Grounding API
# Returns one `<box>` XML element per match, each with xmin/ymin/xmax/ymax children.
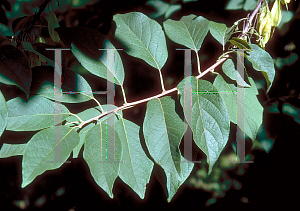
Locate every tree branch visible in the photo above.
<box><xmin>242</xmin><ymin>0</ymin><xmax>265</xmax><ymax>35</ymax></box>
<box><xmin>75</xmin><ymin>0</ymin><xmax>266</xmax><ymax>129</ymax></box>
<box><xmin>76</xmin><ymin>55</ymin><xmax>229</xmax><ymax>129</ymax></box>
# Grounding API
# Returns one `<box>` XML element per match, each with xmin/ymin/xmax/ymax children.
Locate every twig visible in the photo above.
<box><xmin>76</xmin><ymin>55</ymin><xmax>229</xmax><ymax>129</ymax></box>
<box><xmin>75</xmin><ymin>0</ymin><xmax>265</xmax><ymax>129</ymax></box>
<box><xmin>242</xmin><ymin>0</ymin><xmax>265</xmax><ymax>35</ymax></box>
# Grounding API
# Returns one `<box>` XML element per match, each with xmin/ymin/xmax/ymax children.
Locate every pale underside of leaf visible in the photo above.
<box><xmin>83</xmin><ymin>123</ymin><xmax>122</xmax><ymax>198</ymax></box>
<box><xmin>0</xmin><ymin>143</ymin><xmax>26</xmax><ymax>158</ymax></box>
<box><xmin>143</xmin><ymin>96</ymin><xmax>187</xmax><ymax>180</ymax></box>
<box><xmin>22</xmin><ymin>126</ymin><xmax>80</xmax><ymax>188</ymax></box>
<box><xmin>6</xmin><ymin>95</ymin><xmax>70</xmax><ymax>131</ymax></box>
<box><xmin>115</xmin><ymin>118</ymin><xmax>154</xmax><ymax>199</ymax></box>
<box><xmin>247</xmin><ymin>44</ymin><xmax>275</xmax><ymax>92</ymax></box>
<box><xmin>0</xmin><ymin>90</ymin><xmax>8</xmax><ymax>137</ymax></box>
<box><xmin>213</xmin><ymin>74</ymin><xmax>263</xmax><ymax>141</ymax></box>
<box><xmin>177</xmin><ymin>77</ymin><xmax>230</xmax><ymax>174</ymax></box>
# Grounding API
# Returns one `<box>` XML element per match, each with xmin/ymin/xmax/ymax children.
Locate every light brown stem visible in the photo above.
<box><xmin>77</xmin><ymin>55</ymin><xmax>229</xmax><ymax>128</ymax></box>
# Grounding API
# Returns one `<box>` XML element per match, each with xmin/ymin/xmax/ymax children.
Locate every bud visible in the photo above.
<box><xmin>280</xmin><ymin>0</ymin><xmax>291</xmax><ymax>10</ymax></box>
<box><xmin>271</xmin><ymin>0</ymin><xmax>282</xmax><ymax>27</ymax></box>
<box><xmin>257</xmin><ymin>3</ymin><xmax>272</xmax><ymax>48</ymax></box>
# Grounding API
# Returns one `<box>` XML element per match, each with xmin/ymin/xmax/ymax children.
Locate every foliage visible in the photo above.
<box><xmin>1</xmin><ymin>0</ymin><xmax>294</xmax><ymax>205</ymax></box>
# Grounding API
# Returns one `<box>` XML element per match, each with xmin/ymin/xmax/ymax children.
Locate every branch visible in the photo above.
<box><xmin>76</xmin><ymin>55</ymin><xmax>229</xmax><ymax>129</ymax></box>
<box><xmin>242</xmin><ymin>0</ymin><xmax>265</xmax><ymax>35</ymax></box>
<box><xmin>75</xmin><ymin>0</ymin><xmax>266</xmax><ymax>129</ymax></box>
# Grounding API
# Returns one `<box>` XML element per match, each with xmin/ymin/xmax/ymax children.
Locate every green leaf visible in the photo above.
<box><xmin>36</xmin><ymin>72</ymin><xmax>94</xmax><ymax>103</ymax></box>
<box><xmin>6</xmin><ymin>95</ymin><xmax>70</xmax><ymax>131</ymax></box>
<box><xmin>22</xmin><ymin>126</ymin><xmax>80</xmax><ymax>187</ymax></box>
<box><xmin>83</xmin><ymin>123</ymin><xmax>122</xmax><ymax>198</ymax></box>
<box><xmin>143</xmin><ymin>96</ymin><xmax>193</xmax><ymax>200</ymax></box>
<box><xmin>177</xmin><ymin>77</ymin><xmax>230</xmax><ymax>174</ymax></box>
<box><xmin>282</xmin><ymin>103</ymin><xmax>300</xmax><ymax>124</ymax></box>
<box><xmin>0</xmin><ymin>143</ymin><xmax>26</xmax><ymax>158</ymax></box>
<box><xmin>165</xmin><ymin>4</ymin><xmax>181</xmax><ymax>19</ymax></box>
<box><xmin>113</xmin><ymin>12</ymin><xmax>168</xmax><ymax>70</ymax></box>
<box><xmin>147</xmin><ymin>0</ymin><xmax>170</xmax><ymax>18</ymax></box>
<box><xmin>0</xmin><ymin>90</ymin><xmax>8</xmax><ymax>137</ymax></box>
<box><xmin>213</xmin><ymin>74</ymin><xmax>263</xmax><ymax>141</ymax></box>
<box><xmin>243</xmin><ymin>0</ymin><xmax>257</xmax><ymax>11</ymax></box>
<box><xmin>209</xmin><ymin>21</ymin><xmax>230</xmax><ymax>49</ymax></box>
<box><xmin>147</xmin><ymin>0</ymin><xmax>181</xmax><ymax>19</ymax></box>
<box><xmin>0</xmin><ymin>45</ymin><xmax>32</xmax><ymax>97</ymax></box>
<box><xmin>230</xmin><ymin>37</ymin><xmax>252</xmax><ymax>50</ymax></box>
<box><xmin>274</xmin><ymin>53</ymin><xmax>298</xmax><ymax>69</ymax></box>
<box><xmin>66</xmin><ymin>105</ymin><xmax>122</xmax><ymax>158</ymax></box>
<box><xmin>71</xmin><ymin>39</ymin><xmax>124</xmax><ymax>85</ymax></box>
<box><xmin>48</xmin><ymin>12</ymin><xmax>60</xmax><ymax>42</ymax></box>
<box><xmin>277</xmin><ymin>10</ymin><xmax>293</xmax><ymax>29</ymax></box>
<box><xmin>163</xmin><ymin>15</ymin><xmax>209</xmax><ymax>52</ymax></box>
<box><xmin>222</xmin><ymin>58</ymin><xmax>250</xmax><ymax>87</ymax></box>
<box><xmin>143</xmin><ymin>96</ymin><xmax>187</xmax><ymax>179</ymax></box>
<box><xmin>71</xmin><ymin>0</ymin><xmax>94</xmax><ymax>7</ymax></box>
<box><xmin>247</xmin><ymin>44</ymin><xmax>275</xmax><ymax>92</ymax></box>
<box><xmin>115</xmin><ymin>118</ymin><xmax>154</xmax><ymax>199</ymax></box>
<box><xmin>165</xmin><ymin>155</ymin><xmax>193</xmax><ymax>202</ymax></box>
<box><xmin>22</xmin><ymin>42</ymin><xmax>54</xmax><ymax>66</ymax></box>
<box><xmin>226</xmin><ymin>0</ymin><xmax>244</xmax><ymax>10</ymax></box>
<box><xmin>182</xmin><ymin>0</ymin><xmax>198</xmax><ymax>2</ymax></box>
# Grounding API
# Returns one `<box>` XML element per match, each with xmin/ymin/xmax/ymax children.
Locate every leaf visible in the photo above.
<box><xmin>22</xmin><ymin>42</ymin><xmax>54</xmax><ymax>66</ymax></box>
<box><xmin>182</xmin><ymin>0</ymin><xmax>198</xmax><ymax>2</ymax></box>
<box><xmin>0</xmin><ymin>44</ymin><xmax>31</xmax><ymax>97</ymax></box>
<box><xmin>66</xmin><ymin>105</ymin><xmax>122</xmax><ymax>158</ymax></box>
<box><xmin>115</xmin><ymin>118</ymin><xmax>154</xmax><ymax>199</ymax></box>
<box><xmin>229</xmin><ymin>37</ymin><xmax>252</xmax><ymax>50</ymax></box>
<box><xmin>146</xmin><ymin>0</ymin><xmax>181</xmax><ymax>19</ymax></box>
<box><xmin>165</xmin><ymin>4</ymin><xmax>181</xmax><ymax>19</ymax></box>
<box><xmin>225</xmin><ymin>0</ymin><xmax>244</xmax><ymax>10</ymax></box>
<box><xmin>143</xmin><ymin>96</ymin><xmax>187</xmax><ymax>179</ymax></box>
<box><xmin>177</xmin><ymin>77</ymin><xmax>230</xmax><ymax>174</ymax></box>
<box><xmin>22</xmin><ymin>126</ymin><xmax>80</xmax><ymax>187</ymax></box>
<box><xmin>6</xmin><ymin>95</ymin><xmax>70</xmax><ymax>131</ymax></box>
<box><xmin>0</xmin><ymin>143</ymin><xmax>26</xmax><ymax>158</ymax></box>
<box><xmin>36</xmin><ymin>71</ymin><xmax>94</xmax><ymax>103</ymax></box>
<box><xmin>247</xmin><ymin>44</ymin><xmax>275</xmax><ymax>92</ymax></box>
<box><xmin>83</xmin><ymin>123</ymin><xmax>122</xmax><ymax>198</ymax></box>
<box><xmin>48</xmin><ymin>12</ymin><xmax>60</xmax><ymax>42</ymax></box>
<box><xmin>222</xmin><ymin>58</ymin><xmax>251</xmax><ymax>87</ymax></box>
<box><xmin>143</xmin><ymin>96</ymin><xmax>193</xmax><ymax>200</ymax></box>
<box><xmin>71</xmin><ymin>39</ymin><xmax>124</xmax><ymax>85</ymax></box>
<box><xmin>163</xmin><ymin>15</ymin><xmax>209</xmax><ymax>52</ymax></box>
<box><xmin>113</xmin><ymin>12</ymin><xmax>168</xmax><ymax>70</ymax></box>
<box><xmin>56</xmin><ymin>27</ymin><xmax>107</xmax><ymax>60</ymax></box>
<box><xmin>147</xmin><ymin>0</ymin><xmax>170</xmax><ymax>18</ymax></box>
<box><xmin>277</xmin><ymin>10</ymin><xmax>293</xmax><ymax>29</ymax></box>
<box><xmin>209</xmin><ymin>21</ymin><xmax>229</xmax><ymax>49</ymax></box>
<box><xmin>213</xmin><ymin>74</ymin><xmax>263</xmax><ymax>141</ymax></box>
<box><xmin>282</xmin><ymin>103</ymin><xmax>300</xmax><ymax>124</ymax></box>
<box><xmin>165</xmin><ymin>155</ymin><xmax>193</xmax><ymax>202</ymax></box>
<box><xmin>243</xmin><ymin>0</ymin><xmax>257</xmax><ymax>11</ymax></box>
<box><xmin>0</xmin><ymin>90</ymin><xmax>8</xmax><ymax>137</ymax></box>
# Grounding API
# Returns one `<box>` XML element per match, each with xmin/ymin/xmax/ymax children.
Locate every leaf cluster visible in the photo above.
<box><xmin>0</xmin><ymin>0</ymin><xmax>276</xmax><ymax>203</ymax></box>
